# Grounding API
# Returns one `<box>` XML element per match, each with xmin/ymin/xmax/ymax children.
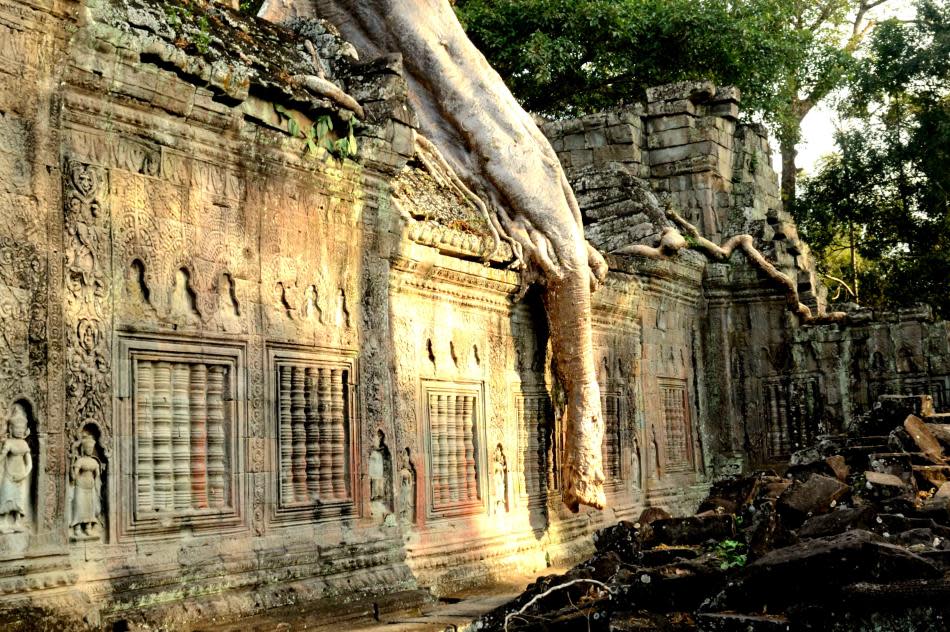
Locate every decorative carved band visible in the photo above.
<box><xmin>63</xmin><ymin>160</ymin><xmax>112</xmax><ymax>442</ymax></box>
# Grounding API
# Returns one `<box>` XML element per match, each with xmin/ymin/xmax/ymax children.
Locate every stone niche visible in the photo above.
<box><xmin>0</xmin><ymin>0</ymin><xmax>945</xmax><ymax>628</ymax></box>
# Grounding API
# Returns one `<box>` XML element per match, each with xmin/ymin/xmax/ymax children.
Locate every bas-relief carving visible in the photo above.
<box><xmin>0</xmin><ymin>402</ymin><xmax>33</xmax><ymax>534</ymax></box>
<box><xmin>369</xmin><ymin>429</ymin><xmax>393</xmax><ymax>520</ymax></box>
<box><xmin>492</xmin><ymin>443</ymin><xmax>508</xmax><ymax>514</ymax></box>
<box><xmin>67</xmin><ymin>422</ymin><xmax>106</xmax><ymax>541</ymax></box>
<box><xmin>398</xmin><ymin>447</ymin><xmax>417</xmax><ymax>526</ymax></box>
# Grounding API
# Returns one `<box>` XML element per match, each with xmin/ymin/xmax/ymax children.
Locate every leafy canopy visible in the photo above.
<box><xmin>455</xmin><ymin>0</ymin><xmax>797</xmax><ymax>121</ymax></box>
<box><xmin>797</xmin><ymin>0</ymin><xmax>950</xmax><ymax>317</ymax></box>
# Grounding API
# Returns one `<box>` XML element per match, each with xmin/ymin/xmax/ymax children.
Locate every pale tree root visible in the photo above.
<box><xmin>504</xmin><ymin>579</ymin><xmax>612</xmax><ymax>632</ymax></box>
<box><xmin>413</xmin><ymin>134</ymin><xmax>502</xmax><ymax>260</ymax></box>
<box><xmin>614</xmin><ymin>211</ymin><xmax>848</xmax><ymax>325</ymax></box>
<box><xmin>270</xmin><ymin>0</ymin><xmax>610</xmax><ymax>511</ymax></box>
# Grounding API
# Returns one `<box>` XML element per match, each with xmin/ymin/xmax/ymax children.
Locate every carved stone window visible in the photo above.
<box><xmin>515</xmin><ymin>390</ymin><xmax>557</xmax><ymax>506</ymax></box>
<box><xmin>765</xmin><ymin>375</ymin><xmax>822</xmax><ymax>459</ymax></box>
<box><xmin>601</xmin><ymin>392</ymin><xmax>624</xmax><ymax>484</ymax></box>
<box><xmin>423</xmin><ymin>381</ymin><xmax>485</xmax><ymax>518</ymax></box>
<box><xmin>268</xmin><ymin>346</ymin><xmax>358</xmax><ymax>523</ymax></box>
<box><xmin>659</xmin><ymin>379</ymin><xmax>693</xmax><ymax>472</ymax></box>
<box><xmin>117</xmin><ymin>336</ymin><xmax>245</xmax><ymax>538</ymax></box>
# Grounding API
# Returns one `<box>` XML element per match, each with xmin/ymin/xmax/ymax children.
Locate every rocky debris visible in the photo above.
<box><xmin>471</xmin><ymin>395</ymin><xmax>950</xmax><ymax>631</ymax></box>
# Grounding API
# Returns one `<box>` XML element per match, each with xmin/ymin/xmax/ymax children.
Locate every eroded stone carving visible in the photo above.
<box><xmin>0</xmin><ymin>401</ymin><xmax>33</xmax><ymax>534</ymax></box>
<box><xmin>369</xmin><ymin>429</ymin><xmax>392</xmax><ymax>519</ymax></box>
<box><xmin>398</xmin><ymin>448</ymin><xmax>416</xmax><ymax>526</ymax></box>
<box><xmin>492</xmin><ymin>443</ymin><xmax>508</xmax><ymax>514</ymax></box>
<box><xmin>68</xmin><ymin>422</ymin><xmax>105</xmax><ymax>541</ymax></box>
<box><xmin>64</xmin><ymin>160</ymin><xmax>111</xmax><ymax>442</ymax></box>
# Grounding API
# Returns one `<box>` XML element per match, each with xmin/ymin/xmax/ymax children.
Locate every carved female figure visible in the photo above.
<box><xmin>492</xmin><ymin>443</ymin><xmax>508</xmax><ymax>514</ymax></box>
<box><xmin>68</xmin><ymin>424</ymin><xmax>104</xmax><ymax>539</ymax></box>
<box><xmin>0</xmin><ymin>402</ymin><xmax>33</xmax><ymax>534</ymax></box>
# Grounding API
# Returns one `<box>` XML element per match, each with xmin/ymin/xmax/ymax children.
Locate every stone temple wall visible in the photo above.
<box><xmin>0</xmin><ymin>0</ymin><xmax>945</xmax><ymax>628</ymax></box>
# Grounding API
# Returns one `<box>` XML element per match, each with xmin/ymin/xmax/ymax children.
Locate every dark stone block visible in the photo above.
<box><xmin>643</xmin><ymin>515</ymin><xmax>737</xmax><ymax>548</ymax></box>
<box><xmin>777</xmin><ymin>474</ymin><xmax>850</xmax><ymax>524</ymax></box>
<box><xmin>797</xmin><ymin>505</ymin><xmax>877</xmax><ymax>539</ymax></box>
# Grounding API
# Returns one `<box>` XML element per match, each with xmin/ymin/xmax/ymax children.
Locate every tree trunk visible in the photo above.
<box><xmin>781</xmin><ymin>141</ymin><xmax>798</xmax><ymax>212</ymax></box>
<box><xmin>260</xmin><ymin>0</ymin><xmax>608</xmax><ymax>510</ymax></box>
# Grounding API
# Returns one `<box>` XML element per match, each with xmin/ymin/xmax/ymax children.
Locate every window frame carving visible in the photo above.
<box><xmin>267</xmin><ymin>344</ymin><xmax>361</xmax><ymax>526</ymax></box>
<box><xmin>115</xmin><ymin>334</ymin><xmax>247</xmax><ymax>540</ymax></box>
<box><xmin>421</xmin><ymin>379</ymin><xmax>487</xmax><ymax>520</ymax></box>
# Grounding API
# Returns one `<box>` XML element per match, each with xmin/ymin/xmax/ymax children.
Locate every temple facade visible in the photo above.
<box><xmin>0</xmin><ymin>0</ymin><xmax>947</xmax><ymax>627</ymax></box>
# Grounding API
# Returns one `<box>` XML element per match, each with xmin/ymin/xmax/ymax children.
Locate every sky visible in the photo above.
<box><xmin>782</xmin><ymin>0</ymin><xmax>918</xmax><ymax>177</ymax></box>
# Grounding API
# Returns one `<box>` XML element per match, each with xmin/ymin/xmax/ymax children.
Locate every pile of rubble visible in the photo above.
<box><xmin>473</xmin><ymin>395</ymin><xmax>950</xmax><ymax>631</ymax></box>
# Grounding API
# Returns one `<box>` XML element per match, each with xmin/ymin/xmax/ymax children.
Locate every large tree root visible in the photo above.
<box><xmin>614</xmin><ymin>211</ymin><xmax>847</xmax><ymax>325</ymax></box>
<box><xmin>261</xmin><ymin>0</ymin><xmax>610</xmax><ymax>510</ymax></box>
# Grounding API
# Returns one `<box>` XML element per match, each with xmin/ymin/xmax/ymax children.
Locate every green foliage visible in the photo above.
<box><xmin>713</xmin><ymin>538</ymin><xmax>748</xmax><ymax>570</ymax></box>
<box><xmin>194</xmin><ymin>15</ymin><xmax>211</xmax><ymax>54</ymax></box>
<box><xmin>239</xmin><ymin>0</ymin><xmax>265</xmax><ymax>16</ymax></box>
<box><xmin>274</xmin><ymin>105</ymin><xmax>358</xmax><ymax>161</ymax></box>
<box><xmin>797</xmin><ymin>0</ymin><xmax>950</xmax><ymax>317</ymax></box>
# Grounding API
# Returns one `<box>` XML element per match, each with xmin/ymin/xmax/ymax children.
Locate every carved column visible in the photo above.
<box><xmin>317</xmin><ymin>368</ymin><xmax>333</xmax><ymax>498</ymax></box>
<box><xmin>432</xmin><ymin>393</ymin><xmax>446</xmax><ymax>507</ymax></box>
<box><xmin>462</xmin><ymin>395</ymin><xmax>477</xmax><ymax>501</ymax></box>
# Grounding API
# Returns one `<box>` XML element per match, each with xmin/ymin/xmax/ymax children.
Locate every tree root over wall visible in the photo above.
<box><xmin>614</xmin><ymin>210</ymin><xmax>848</xmax><ymax>326</ymax></box>
<box><xmin>260</xmin><ymin>0</ymin><xmax>609</xmax><ymax>510</ymax></box>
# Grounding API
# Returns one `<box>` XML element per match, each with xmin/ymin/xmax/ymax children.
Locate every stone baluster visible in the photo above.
<box><xmin>151</xmin><ymin>361</ymin><xmax>173</xmax><ymax>512</ymax></box>
<box><xmin>453</xmin><ymin>394</ymin><xmax>466</xmax><ymax>503</ymax></box>
<box><xmin>330</xmin><ymin>369</ymin><xmax>346</xmax><ymax>499</ymax></box>
<box><xmin>463</xmin><ymin>395</ymin><xmax>477</xmax><ymax>500</ymax></box>
<box><xmin>304</xmin><ymin>367</ymin><xmax>320</xmax><ymax>502</ymax></box>
<box><xmin>206</xmin><ymin>365</ymin><xmax>227</xmax><ymax>508</ymax></box>
<box><xmin>291</xmin><ymin>366</ymin><xmax>308</xmax><ymax>500</ymax></box>
<box><xmin>279</xmin><ymin>365</ymin><xmax>294</xmax><ymax>504</ymax></box>
<box><xmin>432</xmin><ymin>393</ymin><xmax>446</xmax><ymax>507</ymax></box>
<box><xmin>171</xmin><ymin>363</ymin><xmax>192</xmax><ymax>510</ymax></box>
<box><xmin>189</xmin><ymin>364</ymin><xmax>209</xmax><ymax>508</ymax></box>
<box><xmin>317</xmin><ymin>368</ymin><xmax>333</xmax><ymax>498</ymax></box>
<box><xmin>135</xmin><ymin>361</ymin><xmax>154</xmax><ymax>512</ymax></box>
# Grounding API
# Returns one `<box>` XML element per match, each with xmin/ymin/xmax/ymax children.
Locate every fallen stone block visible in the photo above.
<box><xmin>904</xmin><ymin>414</ymin><xmax>945</xmax><ymax>464</ymax></box>
<box><xmin>798</xmin><ymin>505</ymin><xmax>877</xmax><ymax>539</ymax></box>
<box><xmin>643</xmin><ymin>514</ymin><xmax>737</xmax><ymax>548</ymax></box>
<box><xmin>594</xmin><ymin>521</ymin><xmax>640</xmax><ymax>562</ymax></box>
<box><xmin>913</xmin><ymin>465</ymin><xmax>950</xmax><ymax>490</ymax></box>
<box><xmin>862</xmin><ymin>471</ymin><xmax>910</xmax><ymax>503</ymax></box>
<box><xmin>721</xmin><ymin>530</ymin><xmax>941</xmax><ymax>611</ymax></box>
<box><xmin>777</xmin><ymin>474</ymin><xmax>850</xmax><ymax>523</ymax></box>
